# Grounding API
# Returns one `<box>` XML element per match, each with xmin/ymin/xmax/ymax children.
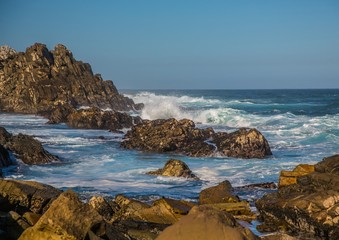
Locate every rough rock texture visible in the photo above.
<box><xmin>113</xmin><ymin>195</ymin><xmax>194</xmax><ymax>225</ymax></box>
<box><xmin>147</xmin><ymin>159</ymin><xmax>199</xmax><ymax>180</ymax></box>
<box><xmin>48</xmin><ymin>105</ymin><xmax>143</xmax><ymax>131</ymax></box>
<box><xmin>19</xmin><ymin>190</ymin><xmax>105</xmax><ymax>240</ymax></box>
<box><xmin>213</xmin><ymin>128</ymin><xmax>272</xmax><ymax>159</ymax></box>
<box><xmin>199</xmin><ymin>180</ymin><xmax>240</xmax><ymax>204</ymax></box>
<box><xmin>122</xmin><ymin>118</ymin><xmax>271</xmax><ymax>159</ymax></box>
<box><xmin>279</xmin><ymin>164</ymin><xmax>315</xmax><ymax>188</ymax></box>
<box><xmin>89</xmin><ymin>195</ymin><xmax>115</xmax><ymax>221</ymax></box>
<box><xmin>237</xmin><ymin>182</ymin><xmax>277</xmax><ymax>189</ymax></box>
<box><xmin>0</xmin><ymin>144</ymin><xmax>11</xmax><ymax>168</ymax></box>
<box><xmin>0</xmin><ymin>126</ymin><xmax>59</xmax><ymax>165</ymax></box>
<box><xmin>0</xmin><ymin>43</ymin><xmax>141</xmax><ymax>114</ymax></box>
<box><xmin>256</xmin><ymin>155</ymin><xmax>339</xmax><ymax>240</ymax></box>
<box><xmin>0</xmin><ymin>179</ymin><xmax>62</xmax><ymax>214</ymax></box>
<box><xmin>156</xmin><ymin>205</ymin><xmax>259</xmax><ymax>240</ymax></box>
<box><xmin>0</xmin><ymin>46</ymin><xmax>16</xmax><ymax>61</ymax></box>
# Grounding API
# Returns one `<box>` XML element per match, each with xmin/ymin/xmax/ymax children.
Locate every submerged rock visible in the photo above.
<box><xmin>156</xmin><ymin>205</ymin><xmax>259</xmax><ymax>240</ymax></box>
<box><xmin>147</xmin><ymin>159</ymin><xmax>200</xmax><ymax>180</ymax></box>
<box><xmin>0</xmin><ymin>127</ymin><xmax>59</xmax><ymax>165</ymax></box>
<box><xmin>121</xmin><ymin>118</ymin><xmax>272</xmax><ymax>159</ymax></box>
<box><xmin>256</xmin><ymin>155</ymin><xmax>339</xmax><ymax>239</ymax></box>
<box><xmin>0</xmin><ymin>43</ymin><xmax>141</xmax><ymax>114</ymax></box>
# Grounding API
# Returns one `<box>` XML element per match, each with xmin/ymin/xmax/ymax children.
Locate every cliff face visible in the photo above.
<box><xmin>0</xmin><ymin>43</ymin><xmax>140</xmax><ymax>114</ymax></box>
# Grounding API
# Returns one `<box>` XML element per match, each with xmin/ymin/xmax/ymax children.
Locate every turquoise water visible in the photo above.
<box><xmin>0</xmin><ymin>89</ymin><xmax>338</xmax><ymax>203</ymax></box>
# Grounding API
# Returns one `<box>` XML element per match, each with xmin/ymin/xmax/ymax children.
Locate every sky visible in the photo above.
<box><xmin>1</xmin><ymin>0</ymin><xmax>339</xmax><ymax>89</ymax></box>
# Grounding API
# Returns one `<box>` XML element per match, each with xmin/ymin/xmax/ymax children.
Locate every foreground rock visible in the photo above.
<box><xmin>256</xmin><ymin>155</ymin><xmax>339</xmax><ymax>239</ymax></box>
<box><xmin>0</xmin><ymin>179</ymin><xmax>62</xmax><ymax>214</ymax></box>
<box><xmin>48</xmin><ymin>105</ymin><xmax>142</xmax><ymax>132</ymax></box>
<box><xmin>156</xmin><ymin>205</ymin><xmax>259</xmax><ymax>240</ymax></box>
<box><xmin>0</xmin><ymin>127</ymin><xmax>59</xmax><ymax>165</ymax></box>
<box><xmin>122</xmin><ymin>118</ymin><xmax>272</xmax><ymax>159</ymax></box>
<box><xmin>0</xmin><ymin>43</ymin><xmax>141</xmax><ymax>114</ymax></box>
<box><xmin>147</xmin><ymin>159</ymin><xmax>200</xmax><ymax>180</ymax></box>
<box><xmin>19</xmin><ymin>190</ymin><xmax>127</xmax><ymax>240</ymax></box>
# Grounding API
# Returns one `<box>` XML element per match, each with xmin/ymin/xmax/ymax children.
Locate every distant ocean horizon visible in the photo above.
<box><xmin>1</xmin><ymin>89</ymin><xmax>338</xmax><ymax>204</ymax></box>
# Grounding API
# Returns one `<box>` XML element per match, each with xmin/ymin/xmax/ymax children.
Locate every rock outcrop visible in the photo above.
<box><xmin>147</xmin><ymin>159</ymin><xmax>199</xmax><ymax>180</ymax></box>
<box><xmin>48</xmin><ymin>105</ymin><xmax>142</xmax><ymax>132</ymax></box>
<box><xmin>0</xmin><ymin>144</ymin><xmax>11</xmax><ymax>168</ymax></box>
<box><xmin>156</xmin><ymin>205</ymin><xmax>259</xmax><ymax>240</ymax></box>
<box><xmin>19</xmin><ymin>190</ymin><xmax>111</xmax><ymax>240</ymax></box>
<box><xmin>256</xmin><ymin>155</ymin><xmax>339</xmax><ymax>239</ymax></box>
<box><xmin>121</xmin><ymin>118</ymin><xmax>272</xmax><ymax>159</ymax></box>
<box><xmin>199</xmin><ymin>180</ymin><xmax>239</xmax><ymax>204</ymax></box>
<box><xmin>0</xmin><ymin>126</ymin><xmax>59</xmax><ymax>165</ymax></box>
<box><xmin>0</xmin><ymin>179</ymin><xmax>62</xmax><ymax>214</ymax></box>
<box><xmin>0</xmin><ymin>46</ymin><xmax>16</xmax><ymax>61</ymax></box>
<box><xmin>0</xmin><ymin>43</ymin><xmax>142</xmax><ymax>115</ymax></box>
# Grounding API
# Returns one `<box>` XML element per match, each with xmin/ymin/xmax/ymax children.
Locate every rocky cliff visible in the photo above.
<box><xmin>0</xmin><ymin>43</ymin><xmax>142</xmax><ymax>114</ymax></box>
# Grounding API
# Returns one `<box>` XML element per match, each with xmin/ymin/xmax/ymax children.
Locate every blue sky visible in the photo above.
<box><xmin>1</xmin><ymin>0</ymin><xmax>339</xmax><ymax>89</ymax></box>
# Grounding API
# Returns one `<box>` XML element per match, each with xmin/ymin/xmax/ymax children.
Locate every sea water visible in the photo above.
<box><xmin>0</xmin><ymin>89</ymin><xmax>338</xmax><ymax>204</ymax></box>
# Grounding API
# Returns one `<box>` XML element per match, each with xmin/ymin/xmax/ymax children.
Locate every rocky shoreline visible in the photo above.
<box><xmin>0</xmin><ymin>43</ymin><xmax>338</xmax><ymax>239</ymax></box>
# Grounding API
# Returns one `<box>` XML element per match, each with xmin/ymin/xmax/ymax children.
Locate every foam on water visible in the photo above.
<box><xmin>1</xmin><ymin>89</ymin><xmax>338</xmax><ymax>202</ymax></box>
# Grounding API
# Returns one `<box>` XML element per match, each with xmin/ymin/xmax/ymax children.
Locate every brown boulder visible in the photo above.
<box><xmin>0</xmin><ymin>179</ymin><xmax>62</xmax><ymax>214</ymax></box>
<box><xmin>19</xmin><ymin>190</ymin><xmax>104</xmax><ymax>240</ymax></box>
<box><xmin>199</xmin><ymin>180</ymin><xmax>239</xmax><ymax>204</ymax></box>
<box><xmin>89</xmin><ymin>195</ymin><xmax>115</xmax><ymax>221</ymax></box>
<box><xmin>213</xmin><ymin>128</ymin><xmax>272</xmax><ymax>159</ymax></box>
<box><xmin>156</xmin><ymin>205</ymin><xmax>259</xmax><ymax>240</ymax></box>
<box><xmin>256</xmin><ymin>155</ymin><xmax>339</xmax><ymax>239</ymax></box>
<box><xmin>279</xmin><ymin>164</ymin><xmax>315</xmax><ymax>187</ymax></box>
<box><xmin>122</xmin><ymin>118</ymin><xmax>272</xmax><ymax>159</ymax></box>
<box><xmin>147</xmin><ymin>159</ymin><xmax>199</xmax><ymax>180</ymax></box>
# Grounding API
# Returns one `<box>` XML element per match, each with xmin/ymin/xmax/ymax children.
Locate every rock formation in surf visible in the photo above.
<box><xmin>0</xmin><ymin>43</ymin><xmax>142</xmax><ymax>115</ymax></box>
<box><xmin>256</xmin><ymin>154</ymin><xmax>339</xmax><ymax>239</ymax></box>
<box><xmin>0</xmin><ymin>126</ymin><xmax>59</xmax><ymax>165</ymax></box>
<box><xmin>121</xmin><ymin>118</ymin><xmax>272</xmax><ymax>159</ymax></box>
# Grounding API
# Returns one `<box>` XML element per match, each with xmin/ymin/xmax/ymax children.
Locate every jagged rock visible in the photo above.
<box><xmin>156</xmin><ymin>205</ymin><xmax>259</xmax><ymax>240</ymax></box>
<box><xmin>0</xmin><ymin>46</ymin><xmax>16</xmax><ymax>61</ymax></box>
<box><xmin>89</xmin><ymin>195</ymin><xmax>115</xmax><ymax>221</ymax></box>
<box><xmin>22</xmin><ymin>212</ymin><xmax>41</xmax><ymax>226</ymax></box>
<box><xmin>279</xmin><ymin>164</ymin><xmax>315</xmax><ymax>187</ymax></box>
<box><xmin>0</xmin><ymin>179</ymin><xmax>62</xmax><ymax>214</ymax></box>
<box><xmin>213</xmin><ymin>128</ymin><xmax>272</xmax><ymax>159</ymax></box>
<box><xmin>122</xmin><ymin>118</ymin><xmax>215</xmax><ymax>157</ymax></box>
<box><xmin>113</xmin><ymin>195</ymin><xmax>193</xmax><ymax>225</ymax></box>
<box><xmin>0</xmin><ymin>43</ymin><xmax>141</xmax><ymax>115</ymax></box>
<box><xmin>0</xmin><ymin>127</ymin><xmax>59</xmax><ymax>165</ymax></box>
<box><xmin>0</xmin><ymin>211</ymin><xmax>31</xmax><ymax>240</ymax></box>
<box><xmin>122</xmin><ymin>118</ymin><xmax>272</xmax><ymax>159</ymax></box>
<box><xmin>19</xmin><ymin>190</ymin><xmax>104</xmax><ymax>240</ymax></box>
<box><xmin>199</xmin><ymin>180</ymin><xmax>240</xmax><ymax>204</ymax></box>
<box><xmin>49</xmin><ymin>106</ymin><xmax>143</xmax><ymax>131</ymax></box>
<box><xmin>147</xmin><ymin>159</ymin><xmax>199</xmax><ymax>180</ymax></box>
<box><xmin>256</xmin><ymin>155</ymin><xmax>339</xmax><ymax>240</ymax></box>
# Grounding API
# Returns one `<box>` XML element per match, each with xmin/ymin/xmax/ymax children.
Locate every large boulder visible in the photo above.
<box><xmin>0</xmin><ymin>179</ymin><xmax>62</xmax><ymax>214</ymax></box>
<box><xmin>0</xmin><ymin>127</ymin><xmax>59</xmax><ymax>165</ymax></box>
<box><xmin>48</xmin><ymin>105</ymin><xmax>143</xmax><ymax>132</ymax></box>
<box><xmin>121</xmin><ymin>118</ymin><xmax>271</xmax><ymax>159</ymax></box>
<box><xmin>156</xmin><ymin>205</ymin><xmax>259</xmax><ymax>240</ymax></box>
<box><xmin>199</xmin><ymin>180</ymin><xmax>239</xmax><ymax>204</ymax></box>
<box><xmin>0</xmin><ymin>43</ymin><xmax>141</xmax><ymax>114</ymax></box>
<box><xmin>147</xmin><ymin>159</ymin><xmax>199</xmax><ymax>180</ymax></box>
<box><xmin>256</xmin><ymin>155</ymin><xmax>339</xmax><ymax>239</ymax></box>
<box><xmin>19</xmin><ymin>190</ymin><xmax>106</xmax><ymax>240</ymax></box>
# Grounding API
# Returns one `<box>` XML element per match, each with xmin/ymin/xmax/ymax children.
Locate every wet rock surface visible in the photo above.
<box><xmin>48</xmin><ymin>105</ymin><xmax>142</xmax><ymax>132</ymax></box>
<box><xmin>147</xmin><ymin>159</ymin><xmax>200</xmax><ymax>180</ymax></box>
<box><xmin>121</xmin><ymin>118</ymin><xmax>272</xmax><ymax>159</ymax></box>
<box><xmin>0</xmin><ymin>126</ymin><xmax>59</xmax><ymax>165</ymax></box>
<box><xmin>156</xmin><ymin>205</ymin><xmax>259</xmax><ymax>240</ymax></box>
<box><xmin>256</xmin><ymin>155</ymin><xmax>339</xmax><ymax>240</ymax></box>
<box><xmin>0</xmin><ymin>43</ymin><xmax>140</xmax><ymax>114</ymax></box>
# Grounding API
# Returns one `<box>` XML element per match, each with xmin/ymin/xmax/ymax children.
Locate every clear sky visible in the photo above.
<box><xmin>1</xmin><ymin>0</ymin><xmax>339</xmax><ymax>89</ymax></box>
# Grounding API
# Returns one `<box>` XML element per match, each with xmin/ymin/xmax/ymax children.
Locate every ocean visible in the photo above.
<box><xmin>1</xmin><ymin>89</ymin><xmax>338</xmax><ymax>204</ymax></box>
